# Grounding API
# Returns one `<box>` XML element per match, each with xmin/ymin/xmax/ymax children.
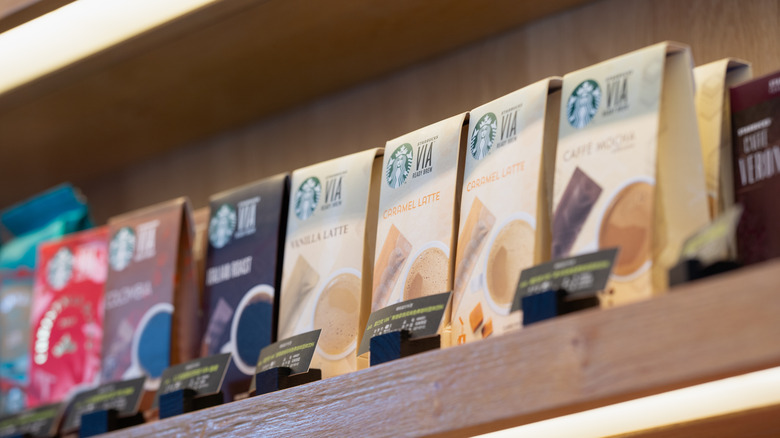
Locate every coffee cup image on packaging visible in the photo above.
<box><xmin>310</xmin><ymin>267</ymin><xmax>361</xmax><ymax>360</ymax></box>
<box><xmin>552</xmin><ymin>167</ymin><xmax>602</xmax><ymax>260</ymax></box>
<box><xmin>278</xmin><ymin>255</ymin><xmax>320</xmax><ymax>339</ymax></box>
<box><xmin>222</xmin><ymin>284</ymin><xmax>273</xmax><ymax>375</ymax></box>
<box><xmin>372</xmin><ymin>225</ymin><xmax>412</xmax><ymax>311</ymax></box>
<box><xmin>123</xmin><ymin>303</ymin><xmax>172</xmax><ymax>388</ymax></box>
<box><xmin>400</xmin><ymin>241</ymin><xmax>450</xmax><ymax>303</ymax></box>
<box><xmin>482</xmin><ymin>212</ymin><xmax>536</xmax><ymax>314</ymax></box>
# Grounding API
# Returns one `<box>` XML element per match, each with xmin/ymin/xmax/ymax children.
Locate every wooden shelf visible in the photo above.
<box><xmin>101</xmin><ymin>260</ymin><xmax>780</xmax><ymax>437</ymax></box>
<box><xmin>0</xmin><ymin>0</ymin><xmax>592</xmax><ymax>209</ymax></box>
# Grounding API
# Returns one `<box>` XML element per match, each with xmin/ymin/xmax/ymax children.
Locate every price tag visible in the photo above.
<box><xmin>0</xmin><ymin>403</ymin><xmax>62</xmax><ymax>438</ymax></box>
<box><xmin>358</xmin><ymin>292</ymin><xmax>451</xmax><ymax>356</ymax></box>
<box><xmin>512</xmin><ymin>248</ymin><xmax>617</xmax><ymax>312</ymax></box>
<box><xmin>153</xmin><ymin>353</ymin><xmax>232</xmax><ymax>408</ymax></box>
<box><xmin>62</xmin><ymin>377</ymin><xmax>145</xmax><ymax>433</ymax></box>
<box><xmin>249</xmin><ymin>330</ymin><xmax>320</xmax><ymax>393</ymax></box>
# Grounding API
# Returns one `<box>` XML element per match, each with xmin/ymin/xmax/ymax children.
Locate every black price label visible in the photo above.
<box><xmin>153</xmin><ymin>353</ymin><xmax>232</xmax><ymax>408</ymax></box>
<box><xmin>0</xmin><ymin>403</ymin><xmax>62</xmax><ymax>438</ymax></box>
<box><xmin>512</xmin><ymin>248</ymin><xmax>617</xmax><ymax>312</ymax></box>
<box><xmin>358</xmin><ymin>292</ymin><xmax>451</xmax><ymax>356</ymax></box>
<box><xmin>63</xmin><ymin>377</ymin><xmax>145</xmax><ymax>432</ymax></box>
<box><xmin>249</xmin><ymin>329</ymin><xmax>320</xmax><ymax>392</ymax></box>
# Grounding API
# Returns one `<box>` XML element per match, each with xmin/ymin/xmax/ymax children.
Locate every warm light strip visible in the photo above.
<box><xmin>477</xmin><ymin>366</ymin><xmax>780</xmax><ymax>438</ymax></box>
<box><xmin>0</xmin><ymin>0</ymin><xmax>217</xmax><ymax>95</ymax></box>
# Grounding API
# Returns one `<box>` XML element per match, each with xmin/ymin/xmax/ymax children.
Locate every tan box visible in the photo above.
<box><xmin>451</xmin><ymin>78</ymin><xmax>561</xmax><ymax>344</ymax></box>
<box><xmin>278</xmin><ymin>149</ymin><xmax>383</xmax><ymax>378</ymax></box>
<box><xmin>694</xmin><ymin>59</ymin><xmax>752</xmax><ymax>218</ymax></box>
<box><xmin>372</xmin><ymin>112</ymin><xmax>468</xmax><ymax>343</ymax></box>
<box><xmin>552</xmin><ymin>42</ymin><xmax>710</xmax><ymax>307</ymax></box>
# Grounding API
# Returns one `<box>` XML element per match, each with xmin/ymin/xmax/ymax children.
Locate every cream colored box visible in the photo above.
<box><xmin>552</xmin><ymin>42</ymin><xmax>710</xmax><ymax>307</ymax></box>
<box><xmin>278</xmin><ymin>148</ymin><xmax>382</xmax><ymax>378</ymax></box>
<box><xmin>451</xmin><ymin>78</ymin><xmax>561</xmax><ymax>344</ymax></box>
<box><xmin>694</xmin><ymin>59</ymin><xmax>752</xmax><ymax>218</ymax></box>
<box><xmin>372</xmin><ymin>113</ymin><xmax>468</xmax><ymax>333</ymax></box>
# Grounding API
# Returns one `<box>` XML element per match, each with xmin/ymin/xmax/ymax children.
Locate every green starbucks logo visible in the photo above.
<box><xmin>109</xmin><ymin>226</ymin><xmax>136</xmax><ymax>272</ymax></box>
<box><xmin>386</xmin><ymin>143</ymin><xmax>413</xmax><ymax>188</ymax></box>
<box><xmin>470</xmin><ymin>113</ymin><xmax>497</xmax><ymax>160</ymax></box>
<box><xmin>47</xmin><ymin>247</ymin><xmax>73</xmax><ymax>291</ymax></box>
<box><xmin>295</xmin><ymin>177</ymin><xmax>321</xmax><ymax>220</ymax></box>
<box><xmin>567</xmin><ymin>79</ymin><xmax>601</xmax><ymax>129</ymax></box>
<box><xmin>209</xmin><ymin>204</ymin><xmax>237</xmax><ymax>249</ymax></box>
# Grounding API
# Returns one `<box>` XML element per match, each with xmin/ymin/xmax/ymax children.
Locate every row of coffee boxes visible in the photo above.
<box><xmin>2</xmin><ymin>41</ymin><xmax>778</xmax><ymax>415</ymax></box>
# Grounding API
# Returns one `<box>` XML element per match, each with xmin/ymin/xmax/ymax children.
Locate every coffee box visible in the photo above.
<box><xmin>201</xmin><ymin>174</ymin><xmax>288</xmax><ymax>400</ymax></box>
<box><xmin>278</xmin><ymin>149</ymin><xmax>382</xmax><ymax>378</ymax></box>
<box><xmin>28</xmin><ymin>227</ymin><xmax>108</xmax><ymax>408</ymax></box>
<box><xmin>694</xmin><ymin>59</ymin><xmax>752</xmax><ymax>218</ymax></box>
<box><xmin>100</xmin><ymin>198</ymin><xmax>200</xmax><ymax>390</ymax></box>
<box><xmin>452</xmin><ymin>79</ymin><xmax>561</xmax><ymax>344</ymax></box>
<box><xmin>730</xmin><ymin>69</ymin><xmax>780</xmax><ymax>265</ymax></box>
<box><xmin>373</xmin><ymin>113</ymin><xmax>468</xmax><ymax>342</ymax></box>
<box><xmin>552</xmin><ymin>42</ymin><xmax>709</xmax><ymax>306</ymax></box>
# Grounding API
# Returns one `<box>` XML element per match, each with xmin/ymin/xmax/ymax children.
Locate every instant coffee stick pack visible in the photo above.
<box><xmin>100</xmin><ymin>198</ymin><xmax>200</xmax><ymax>391</ymax></box>
<box><xmin>28</xmin><ymin>227</ymin><xmax>108</xmax><ymax>408</ymax></box>
<box><xmin>201</xmin><ymin>174</ymin><xmax>288</xmax><ymax>400</ymax></box>
<box><xmin>452</xmin><ymin>78</ymin><xmax>561</xmax><ymax>344</ymax></box>
<box><xmin>278</xmin><ymin>149</ymin><xmax>383</xmax><ymax>378</ymax></box>
<box><xmin>373</xmin><ymin>113</ymin><xmax>468</xmax><ymax>345</ymax></box>
<box><xmin>552</xmin><ymin>42</ymin><xmax>709</xmax><ymax>307</ymax></box>
<box><xmin>694</xmin><ymin>59</ymin><xmax>752</xmax><ymax>218</ymax></box>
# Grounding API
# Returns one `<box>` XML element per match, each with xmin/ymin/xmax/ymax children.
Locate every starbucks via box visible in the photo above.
<box><xmin>372</xmin><ymin>113</ymin><xmax>468</xmax><ymax>342</ymax></box>
<box><xmin>101</xmin><ymin>198</ymin><xmax>200</xmax><ymax>390</ymax></box>
<box><xmin>730</xmin><ymin>70</ymin><xmax>780</xmax><ymax>265</ymax></box>
<box><xmin>694</xmin><ymin>59</ymin><xmax>752</xmax><ymax>218</ymax></box>
<box><xmin>452</xmin><ymin>79</ymin><xmax>561</xmax><ymax>344</ymax></box>
<box><xmin>201</xmin><ymin>174</ymin><xmax>288</xmax><ymax>400</ymax></box>
<box><xmin>28</xmin><ymin>227</ymin><xmax>108</xmax><ymax>408</ymax></box>
<box><xmin>552</xmin><ymin>42</ymin><xmax>709</xmax><ymax>307</ymax></box>
<box><xmin>278</xmin><ymin>149</ymin><xmax>382</xmax><ymax>378</ymax></box>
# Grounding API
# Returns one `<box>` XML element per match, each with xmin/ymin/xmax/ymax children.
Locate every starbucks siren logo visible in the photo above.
<box><xmin>470</xmin><ymin>113</ymin><xmax>497</xmax><ymax>160</ymax></box>
<box><xmin>109</xmin><ymin>226</ymin><xmax>136</xmax><ymax>272</ymax></box>
<box><xmin>47</xmin><ymin>247</ymin><xmax>73</xmax><ymax>291</ymax></box>
<box><xmin>209</xmin><ymin>204</ymin><xmax>237</xmax><ymax>249</ymax></box>
<box><xmin>295</xmin><ymin>177</ymin><xmax>321</xmax><ymax>220</ymax></box>
<box><xmin>386</xmin><ymin>143</ymin><xmax>413</xmax><ymax>188</ymax></box>
<box><xmin>567</xmin><ymin>79</ymin><xmax>601</xmax><ymax>129</ymax></box>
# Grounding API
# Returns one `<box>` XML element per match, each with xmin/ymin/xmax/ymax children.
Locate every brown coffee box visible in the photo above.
<box><xmin>553</xmin><ymin>42</ymin><xmax>710</xmax><ymax>307</ymax></box>
<box><xmin>694</xmin><ymin>59</ymin><xmax>752</xmax><ymax>218</ymax></box>
<box><xmin>730</xmin><ymin>69</ymin><xmax>780</xmax><ymax>265</ymax></box>
<box><xmin>278</xmin><ymin>149</ymin><xmax>382</xmax><ymax>378</ymax></box>
<box><xmin>452</xmin><ymin>78</ymin><xmax>561</xmax><ymax>344</ymax></box>
<box><xmin>373</xmin><ymin>112</ymin><xmax>468</xmax><ymax>345</ymax></box>
<box><xmin>100</xmin><ymin>198</ymin><xmax>200</xmax><ymax>390</ymax></box>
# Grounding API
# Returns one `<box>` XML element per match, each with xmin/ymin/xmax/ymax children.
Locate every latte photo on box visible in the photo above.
<box><xmin>694</xmin><ymin>58</ymin><xmax>752</xmax><ymax>218</ymax></box>
<box><xmin>278</xmin><ymin>149</ymin><xmax>382</xmax><ymax>378</ymax></box>
<box><xmin>373</xmin><ymin>112</ymin><xmax>468</xmax><ymax>345</ymax></box>
<box><xmin>100</xmin><ymin>198</ymin><xmax>200</xmax><ymax>390</ymax></box>
<box><xmin>201</xmin><ymin>174</ymin><xmax>288</xmax><ymax>401</ymax></box>
<box><xmin>452</xmin><ymin>78</ymin><xmax>561</xmax><ymax>344</ymax></box>
<box><xmin>552</xmin><ymin>42</ymin><xmax>709</xmax><ymax>307</ymax></box>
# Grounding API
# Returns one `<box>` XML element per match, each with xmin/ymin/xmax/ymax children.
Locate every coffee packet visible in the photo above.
<box><xmin>452</xmin><ymin>78</ymin><xmax>561</xmax><ymax>344</ymax></box>
<box><xmin>201</xmin><ymin>174</ymin><xmax>288</xmax><ymax>400</ymax></box>
<box><xmin>730</xmin><ymin>69</ymin><xmax>780</xmax><ymax>265</ymax></box>
<box><xmin>694</xmin><ymin>59</ymin><xmax>752</xmax><ymax>218</ymax></box>
<box><xmin>100</xmin><ymin>198</ymin><xmax>200</xmax><ymax>390</ymax></box>
<box><xmin>28</xmin><ymin>227</ymin><xmax>108</xmax><ymax>408</ymax></box>
<box><xmin>373</xmin><ymin>113</ymin><xmax>468</xmax><ymax>344</ymax></box>
<box><xmin>278</xmin><ymin>149</ymin><xmax>382</xmax><ymax>378</ymax></box>
<box><xmin>552</xmin><ymin>42</ymin><xmax>709</xmax><ymax>307</ymax></box>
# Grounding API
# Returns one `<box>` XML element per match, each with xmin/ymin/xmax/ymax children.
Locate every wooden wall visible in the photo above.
<box><xmin>80</xmin><ymin>0</ymin><xmax>780</xmax><ymax>223</ymax></box>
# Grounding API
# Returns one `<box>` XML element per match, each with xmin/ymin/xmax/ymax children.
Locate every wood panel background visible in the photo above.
<box><xmin>63</xmin><ymin>0</ymin><xmax>780</xmax><ymax>222</ymax></box>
